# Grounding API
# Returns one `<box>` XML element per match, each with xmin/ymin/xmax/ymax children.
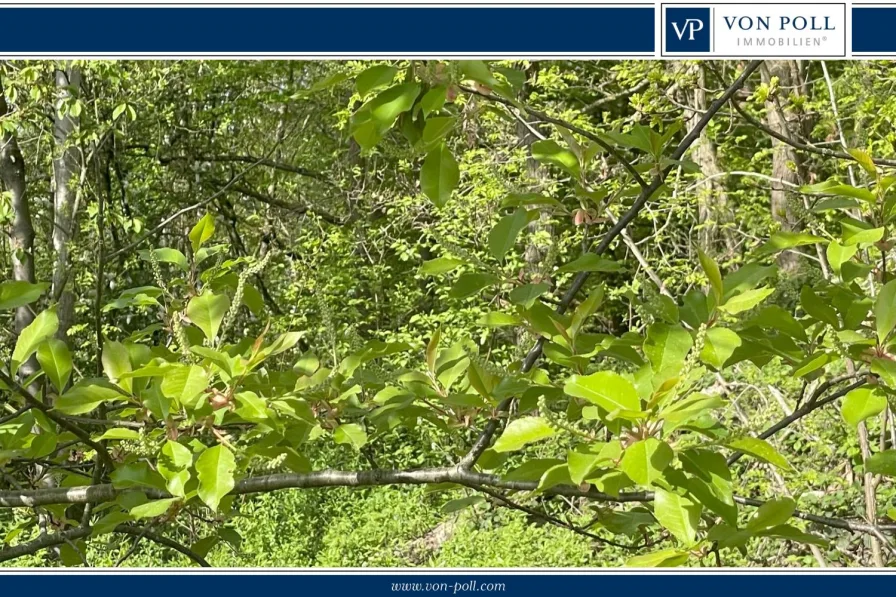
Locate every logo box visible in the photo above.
<box><xmin>666</xmin><ymin>7</ymin><xmax>711</xmax><ymax>53</ymax></box>
<box><xmin>662</xmin><ymin>3</ymin><xmax>847</xmax><ymax>58</ymax></box>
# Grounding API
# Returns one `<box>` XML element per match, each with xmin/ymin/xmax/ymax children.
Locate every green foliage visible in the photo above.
<box><xmin>2</xmin><ymin>59</ymin><xmax>896</xmax><ymax>570</ymax></box>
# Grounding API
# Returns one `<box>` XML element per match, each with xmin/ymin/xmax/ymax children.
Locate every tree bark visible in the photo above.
<box><xmin>0</xmin><ymin>77</ymin><xmax>37</xmax><ymax>356</ymax></box>
<box><xmin>760</xmin><ymin>60</ymin><xmax>806</xmax><ymax>273</ymax></box>
<box><xmin>682</xmin><ymin>63</ymin><xmax>736</xmax><ymax>257</ymax></box>
<box><xmin>51</xmin><ymin>63</ymin><xmax>83</xmax><ymax>342</ymax></box>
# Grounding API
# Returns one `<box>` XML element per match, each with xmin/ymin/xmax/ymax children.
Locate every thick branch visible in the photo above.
<box><xmin>0</xmin><ymin>524</ymin><xmax>210</xmax><ymax>567</ymax></box>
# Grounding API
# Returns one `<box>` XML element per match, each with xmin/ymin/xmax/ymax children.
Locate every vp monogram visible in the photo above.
<box><xmin>671</xmin><ymin>18</ymin><xmax>705</xmax><ymax>41</ymax></box>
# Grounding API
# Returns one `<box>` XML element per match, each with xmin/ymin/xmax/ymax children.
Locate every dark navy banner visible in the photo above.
<box><xmin>2</xmin><ymin>573</ymin><xmax>896</xmax><ymax>592</ymax></box>
<box><xmin>0</xmin><ymin>6</ymin><xmax>655</xmax><ymax>55</ymax></box>
<box><xmin>853</xmin><ymin>5</ymin><xmax>896</xmax><ymax>54</ymax></box>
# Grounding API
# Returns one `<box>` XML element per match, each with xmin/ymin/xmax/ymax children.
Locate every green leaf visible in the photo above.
<box><xmin>55</xmin><ymin>379</ymin><xmax>124</xmax><ymax>415</ymax></box>
<box><xmin>130</xmin><ymin>498</ymin><xmax>180</xmax><ymax>520</ymax></box>
<box><xmin>564</xmin><ymin>371</ymin><xmax>640</xmax><ymax>413</ymax></box>
<box><xmin>800</xmin><ymin>286</ymin><xmax>839</xmax><ymax>328</ymax></box>
<box><xmin>187</xmin><ymin>291</ymin><xmax>231</xmax><ymax>343</ymax></box>
<box><xmin>355</xmin><ymin>64</ymin><xmax>398</xmax><ymax>98</ymax></box>
<box><xmin>620</xmin><ymin>438</ymin><xmax>673</xmax><ymax>486</ymax></box>
<box><xmin>698</xmin><ymin>248</ymin><xmax>723</xmax><ymax>302</ymax></box>
<box><xmin>12</xmin><ymin>307</ymin><xmax>58</xmax><ymax>376</ymax></box>
<box><xmin>700</xmin><ymin>328</ymin><xmax>741</xmax><ymax>369</ymax></box>
<box><xmin>654</xmin><ymin>488</ymin><xmax>701</xmax><ymax>546</ymax></box>
<box><xmin>488</xmin><ymin>208</ymin><xmax>529</xmax><ymax>261</ymax></box>
<box><xmin>460</xmin><ymin>61</ymin><xmax>499</xmax><ymax>88</ymax></box>
<box><xmin>508</xmin><ymin>283</ymin><xmax>550</xmax><ymax>309</ymax></box>
<box><xmin>866</xmin><ymin>450</ymin><xmax>896</xmax><ymax>477</ymax></box>
<box><xmin>753</xmin><ymin>231</ymin><xmax>827</xmax><ymax>258</ymax></box>
<box><xmin>158</xmin><ymin>440</ymin><xmax>193</xmax><ymax>497</ymax></box>
<box><xmin>826</xmin><ymin>241</ymin><xmax>858</xmax><ymax>275</ymax></box>
<box><xmin>449</xmin><ymin>273</ymin><xmax>500</xmax><ymax>299</ymax></box>
<box><xmin>95</xmin><ymin>428</ymin><xmax>140</xmax><ymax>441</ymax></box>
<box><xmin>196</xmin><ymin>444</ymin><xmax>236</xmax><ymax>512</ymax></box>
<box><xmin>492</xmin><ymin>417</ymin><xmax>555</xmax><ymax>453</ymax></box>
<box><xmin>802</xmin><ymin>180</ymin><xmax>876</xmax><ymax>203</ymax></box>
<box><xmin>875</xmin><ymin>279</ymin><xmax>896</xmax><ymax>344</ymax></box>
<box><xmin>747</xmin><ymin>497</ymin><xmax>795</xmax><ymax>531</ymax></box>
<box><xmin>726</xmin><ymin>437</ymin><xmax>793</xmax><ymax>471</ymax></box>
<box><xmin>419</xmin><ymin>256</ymin><xmax>464</xmax><ymax>276</ymax></box>
<box><xmin>421</xmin><ymin>144</ymin><xmax>459</xmax><ymax>208</ymax></box>
<box><xmin>719</xmin><ymin>287</ymin><xmax>775</xmax><ymax>315</ymax></box>
<box><xmin>625</xmin><ymin>549</ymin><xmax>689</xmax><ymax>568</ymax></box>
<box><xmin>36</xmin><ymin>338</ymin><xmax>72</xmax><ymax>393</ymax></box>
<box><xmin>848</xmin><ymin>148</ymin><xmax>878</xmax><ymax>175</ymax></box>
<box><xmin>419</xmin><ymin>86</ymin><xmax>447</xmax><ymax>117</ymax></box>
<box><xmin>557</xmin><ymin>254</ymin><xmax>624</xmax><ymax>273</ymax></box>
<box><xmin>422</xmin><ymin>116</ymin><xmax>456</xmax><ymax>147</ymax></box>
<box><xmin>0</xmin><ymin>281</ymin><xmax>49</xmax><ymax>310</ymax></box>
<box><xmin>139</xmin><ymin>248</ymin><xmax>188</xmax><ymax>270</ymax></box>
<box><xmin>842</xmin><ymin>219</ymin><xmax>884</xmax><ymax>246</ymax></box>
<box><xmin>102</xmin><ymin>340</ymin><xmax>132</xmax><ymax>393</ymax></box>
<box><xmin>189</xmin><ymin>213</ymin><xmax>216</xmax><ymax>253</ymax></box>
<box><xmin>334</xmin><ymin>423</ymin><xmax>368</xmax><ymax>450</ymax></box>
<box><xmin>160</xmin><ymin>365</ymin><xmax>209</xmax><ymax>407</ymax></box>
<box><xmin>841</xmin><ymin>387</ymin><xmax>887</xmax><ymax>427</ymax></box>
<box><xmin>368</xmin><ymin>83</ymin><xmax>420</xmax><ymax>128</ymax></box>
<box><xmin>644</xmin><ymin>324</ymin><xmax>693</xmax><ymax>378</ymax></box>
<box><xmin>531</xmin><ymin>140</ymin><xmax>580</xmax><ymax>178</ymax></box>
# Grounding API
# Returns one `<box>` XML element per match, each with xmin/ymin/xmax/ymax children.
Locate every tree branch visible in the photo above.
<box><xmin>459</xmin><ymin>60</ymin><xmax>764</xmax><ymax>470</ymax></box>
<box><xmin>0</xmin><ymin>524</ymin><xmax>210</xmax><ymax>567</ymax></box>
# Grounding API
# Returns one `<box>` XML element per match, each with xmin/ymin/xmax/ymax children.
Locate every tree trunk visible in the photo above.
<box><xmin>51</xmin><ymin>64</ymin><xmax>83</xmax><ymax>343</ymax></box>
<box><xmin>0</xmin><ymin>78</ymin><xmax>37</xmax><ymax>357</ymax></box>
<box><xmin>761</xmin><ymin>60</ymin><xmax>805</xmax><ymax>273</ymax></box>
<box><xmin>682</xmin><ymin>63</ymin><xmax>736</xmax><ymax>258</ymax></box>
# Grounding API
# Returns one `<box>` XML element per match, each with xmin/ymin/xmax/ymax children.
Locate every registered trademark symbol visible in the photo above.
<box><xmin>823</xmin><ymin>36</ymin><xmax>828</xmax><ymax>41</ymax></box>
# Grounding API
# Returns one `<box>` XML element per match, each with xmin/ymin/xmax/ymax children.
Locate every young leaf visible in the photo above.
<box><xmin>493</xmin><ymin>417</ymin><xmax>555</xmax><ymax>453</ymax></box>
<box><xmin>488</xmin><ymin>208</ymin><xmax>529</xmax><ymax>261</ymax></box>
<box><xmin>130</xmin><ymin>498</ymin><xmax>180</xmax><ymax>520</ymax></box>
<box><xmin>866</xmin><ymin>450</ymin><xmax>896</xmax><ymax>477</ymax></box>
<box><xmin>719</xmin><ymin>287</ymin><xmax>774</xmax><ymax>315</ymax></box>
<box><xmin>619</xmin><ymin>438</ymin><xmax>673</xmax><ymax>486</ymax></box>
<box><xmin>189</xmin><ymin>213</ymin><xmax>216</xmax><ymax>253</ymax></box>
<box><xmin>531</xmin><ymin>140</ymin><xmax>580</xmax><ymax>178</ymax></box>
<box><xmin>158</xmin><ymin>440</ymin><xmax>193</xmax><ymax>497</ymax></box>
<box><xmin>0</xmin><ymin>281</ymin><xmax>49</xmax><ymax>310</ymax></box>
<box><xmin>698</xmin><ymin>248</ymin><xmax>723</xmax><ymax>302</ymax></box>
<box><xmin>334</xmin><ymin>423</ymin><xmax>368</xmax><ymax>450</ymax></box>
<box><xmin>700</xmin><ymin>328</ymin><xmax>741</xmax><ymax>370</ymax></box>
<box><xmin>102</xmin><ymin>340</ymin><xmax>133</xmax><ymax>393</ymax></box>
<box><xmin>752</xmin><ymin>231</ymin><xmax>827</xmax><ymax>258</ymax></box>
<box><xmin>449</xmin><ymin>273</ymin><xmax>500</xmax><ymax>299</ymax></box>
<box><xmin>841</xmin><ymin>387</ymin><xmax>887</xmax><ymax>427</ymax></box>
<box><xmin>196</xmin><ymin>444</ymin><xmax>236</xmax><ymax>512</ymax></box>
<box><xmin>654</xmin><ymin>488</ymin><xmax>701</xmax><ymax>546</ymax></box>
<box><xmin>187</xmin><ymin>291</ymin><xmax>231</xmax><ymax>343</ymax></box>
<box><xmin>36</xmin><ymin>338</ymin><xmax>72</xmax><ymax>393</ymax></box>
<box><xmin>875</xmin><ymin>279</ymin><xmax>896</xmax><ymax>344</ymax></box>
<box><xmin>421</xmin><ymin>144</ymin><xmax>459</xmax><ymax>208</ymax></box>
<box><xmin>564</xmin><ymin>371</ymin><xmax>640</xmax><ymax>413</ymax></box>
<box><xmin>12</xmin><ymin>307</ymin><xmax>59</xmax><ymax>376</ymax></box>
<box><xmin>726</xmin><ymin>437</ymin><xmax>793</xmax><ymax>471</ymax></box>
<box><xmin>355</xmin><ymin>64</ymin><xmax>398</xmax><ymax>98</ymax></box>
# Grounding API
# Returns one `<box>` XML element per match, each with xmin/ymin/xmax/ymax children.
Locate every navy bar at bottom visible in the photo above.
<box><xmin>1</xmin><ymin>573</ymin><xmax>896</xmax><ymax>594</ymax></box>
<box><xmin>0</xmin><ymin>7</ymin><xmax>654</xmax><ymax>54</ymax></box>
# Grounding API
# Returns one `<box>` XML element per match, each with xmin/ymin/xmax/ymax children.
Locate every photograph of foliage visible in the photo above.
<box><xmin>1</xmin><ymin>59</ymin><xmax>896</xmax><ymax>568</ymax></box>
